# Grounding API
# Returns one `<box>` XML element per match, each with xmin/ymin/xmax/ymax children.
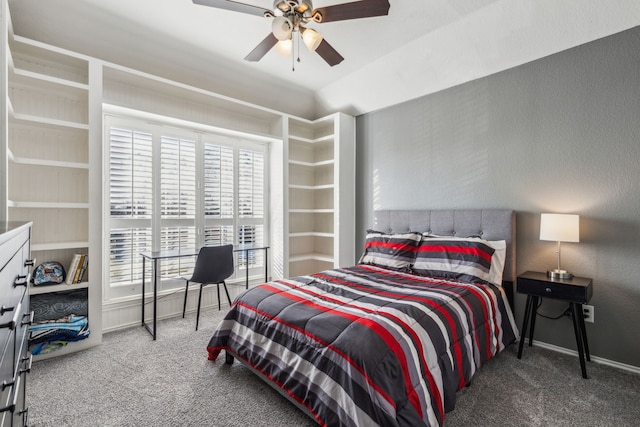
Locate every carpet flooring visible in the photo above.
<box><xmin>26</xmin><ymin>308</ymin><xmax>640</xmax><ymax>426</ymax></box>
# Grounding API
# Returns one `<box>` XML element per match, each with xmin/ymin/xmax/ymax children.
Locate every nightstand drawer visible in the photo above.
<box><xmin>517</xmin><ymin>271</ymin><xmax>592</xmax><ymax>303</ymax></box>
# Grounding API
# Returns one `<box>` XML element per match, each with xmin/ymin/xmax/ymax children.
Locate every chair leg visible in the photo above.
<box><xmin>196</xmin><ymin>283</ymin><xmax>204</xmax><ymax>331</ymax></box>
<box><xmin>222</xmin><ymin>281</ymin><xmax>232</xmax><ymax>307</ymax></box>
<box><xmin>182</xmin><ymin>280</ymin><xmax>190</xmax><ymax>318</ymax></box>
<box><xmin>216</xmin><ymin>283</ymin><xmax>221</xmax><ymax>310</ymax></box>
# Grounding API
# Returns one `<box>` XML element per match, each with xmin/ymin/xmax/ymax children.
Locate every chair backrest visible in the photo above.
<box><xmin>190</xmin><ymin>245</ymin><xmax>234</xmax><ymax>284</ymax></box>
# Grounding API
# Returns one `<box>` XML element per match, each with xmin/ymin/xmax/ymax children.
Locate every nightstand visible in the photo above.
<box><xmin>517</xmin><ymin>271</ymin><xmax>593</xmax><ymax>379</ymax></box>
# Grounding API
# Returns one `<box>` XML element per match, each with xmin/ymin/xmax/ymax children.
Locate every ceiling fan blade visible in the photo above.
<box><xmin>315</xmin><ymin>39</ymin><xmax>344</xmax><ymax>67</ymax></box>
<box><xmin>192</xmin><ymin>0</ymin><xmax>271</xmax><ymax>17</ymax></box>
<box><xmin>244</xmin><ymin>33</ymin><xmax>279</xmax><ymax>62</ymax></box>
<box><xmin>311</xmin><ymin>0</ymin><xmax>390</xmax><ymax>23</ymax></box>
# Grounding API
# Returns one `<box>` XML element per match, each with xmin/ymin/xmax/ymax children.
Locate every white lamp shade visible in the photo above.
<box><xmin>272</xmin><ymin>16</ymin><xmax>293</xmax><ymax>41</ymax></box>
<box><xmin>301</xmin><ymin>28</ymin><xmax>323</xmax><ymax>51</ymax></box>
<box><xmin>540</xmin><ymin>213</ymin><xmax>580</xmax><ymax>242</ymax></box>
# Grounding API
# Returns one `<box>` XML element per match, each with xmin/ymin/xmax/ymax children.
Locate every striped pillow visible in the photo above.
<box><xmin>358</xmin><ymin>230</ymin><xmax>422</xmax><ymax>271</ymax></box>
<box><xmin>413</xmin><ymin>238</ymin><xmax>496</xmax><ymax>284</ymax></box>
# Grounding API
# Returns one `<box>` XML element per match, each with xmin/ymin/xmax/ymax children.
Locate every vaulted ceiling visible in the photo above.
<box><xmin>8</xmin><ymin>0</ymin><xmax>640</xmax><ymax>119</ymax></box>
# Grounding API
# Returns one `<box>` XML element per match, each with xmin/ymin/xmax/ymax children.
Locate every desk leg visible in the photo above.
<box><xmin>571</xmin><ymin>302</ymin><xmax>588</xmax><ymax>379</ymax></box>
<box><xmin>264</xmin><ymin>247</ymin><xmax>268</xmax><ymax>282</ymax></box>
<box><xmin>518</xmin><ymin>295</ymin><xmax>533</xmax><ymax>359</ymax></box>
<box><xmin>141</xmin><ymin>257</ymin><xmax>146</xmax><ymax>326</ymax></box>
<box><xmin>245</xmin><ymin>249</ymin><xmax>249</xmax><ymax>290</ymax></box>
<box><xmin>152</xmin><ymin>259</ymin><xmax>158</xmax><ymax>340</ymax></box>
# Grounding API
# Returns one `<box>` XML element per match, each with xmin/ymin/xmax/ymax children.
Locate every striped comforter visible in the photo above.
<box><xmin>207</xmin><ymin>264</ymin><xmax>517</xmax><ymax>427</ymax></box>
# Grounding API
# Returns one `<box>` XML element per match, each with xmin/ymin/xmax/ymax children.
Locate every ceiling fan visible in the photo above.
<box><xmin>192</xmin><ymin>0</ymin><xmax>391</xmax><ymax>67</ymax></box>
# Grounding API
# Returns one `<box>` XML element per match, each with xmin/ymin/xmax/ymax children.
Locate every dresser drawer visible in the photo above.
<box><xmin>517</xmin><ymin>272</ymin><xmax>592</xmax><ymax>304</ymax></box>
<box><xmin>0</xmin><ymin>227</ymin><xmax>29</xmax><ymax>271</ymax></box>
<box><xmin>0</xmin><ymin>324</ymin><xmax>17</xmax><ymax>417</ymax></box>
<box><xmin>0</xmin><ymin>371</ymin><xmax>24</xmax><ymax>423</ymax></box>
<box><xmin>0</xmin><ymin>251</ymin><xmax>29</xmax><ymax>327</ymax></box>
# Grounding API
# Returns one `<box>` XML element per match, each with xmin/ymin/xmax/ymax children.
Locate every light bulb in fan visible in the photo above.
<box><xmin>275</xmin><ymin>39</ymin><xmax>293</xmax><ymax>56</ymax></box>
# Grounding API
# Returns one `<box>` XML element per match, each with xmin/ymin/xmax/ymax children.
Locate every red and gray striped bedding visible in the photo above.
<box><xmin>207</xmin><ymin>264</ymin><xmax>517</xmax><ymax>427</ymax></box>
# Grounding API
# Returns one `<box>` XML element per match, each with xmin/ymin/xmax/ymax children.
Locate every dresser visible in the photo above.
<box><xmin>0</xmin><ymin>222</ymin><xmax>33</xmax><ymax>427</ymax></box>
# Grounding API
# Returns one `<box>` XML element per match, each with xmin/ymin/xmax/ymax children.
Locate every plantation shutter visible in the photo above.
<box><xmin>108</xmin><ymin>127</ymin><xmax>153</xmax><ymax>284</ymax></box>
<box><xmin>237</xmin><ymin>148</ymin><xmax>265</xmax><ymax>268</ymax></box>
<box><xmin>160</xmin><ymin>136</ymin><xmax>197</xmax><ymax>276</ymax></box>
<box><xmin>203</xmin><ymin>142</ymin><xmax>235</xmax><ymax>246</ymax></box>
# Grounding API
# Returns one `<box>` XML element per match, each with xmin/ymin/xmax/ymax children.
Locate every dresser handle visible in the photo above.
<box><xmin>22</xmin><ymin>311</ymin><xmax>34</xmax><ymax>327</ymax></box>
<box><xmin>14</xmin><ymin>275</ymin><xmax>28</xmax><ymax>288</ymax></box>
<box><xmin>0</xmin><ymin>379</ymin><xmax>16</xmax><ymax>415</ymax></box>
<box><xmin>1</xmin><ymin>378</ymin><xmax>15</xmax><ymax>391</ymax></box>
<box><xmin>18</xmin><ymin>406</ymin><xmax>29</xmax><ymax>425</ymax></box>
<box><xmin>25</xmin><ymin>258</ymin><xmax>36</xmax><ymax>267</ymax></box>
<box><xmin>0</xmin><ymin>305</ymin><xmax>15</xmax><ymax>315</ymax></box>
<box><xmin>9</xmin><ymin>375</ymin><xmax>21</xmax><ymax>413</ymax></box>
<box><xmin>0</xmin><ymin>378</ymin><xmax>17</xmax><ymax>413</ymax></box>
<box><xmin>20</xmin><ymin>354</ymin><xmax>33</xmax><ymax>374</ymax></box>
<box><xmin>545</xmin><ymin>287</ymin><xmax>552</xmax><ymax>293</ymax></box>
<box><xmin>0</xmin><ymin>303</ymin><xmax>21</xmax><ymax>330</ymax></box>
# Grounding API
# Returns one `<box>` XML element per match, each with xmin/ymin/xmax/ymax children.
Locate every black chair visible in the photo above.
<box><xmin>182</xmin><ymin>245</ymin><xmax>234</xmax><ymax>330</ymax></box>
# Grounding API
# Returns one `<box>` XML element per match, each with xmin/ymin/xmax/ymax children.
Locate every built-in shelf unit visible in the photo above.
<box><xmin>4</xmin><ymin>32</ymin><xmax>101</xmax><ymax>359</ymax></box>
<box><xmin>286</xmin><ymin>114</ymin><xmax>355</xmax><ymax>277</ymax></box>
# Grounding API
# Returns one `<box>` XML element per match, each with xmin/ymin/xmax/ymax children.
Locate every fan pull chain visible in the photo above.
<box><xmin>291</xmin><ymin>34</ymin><xmax>295</xmax><ymax>71</ymax></box>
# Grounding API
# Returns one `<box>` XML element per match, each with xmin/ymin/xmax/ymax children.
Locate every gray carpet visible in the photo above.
<box><xmin>27</xmin><ymin>308</ymin><xmax>640</xmax><ymax>426</ymax></box>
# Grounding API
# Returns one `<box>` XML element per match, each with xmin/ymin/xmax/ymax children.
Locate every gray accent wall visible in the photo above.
<box><xmin>355</xmin><ymin>26</ymin><xmax>640</xmax><ymax>368</ymax></box>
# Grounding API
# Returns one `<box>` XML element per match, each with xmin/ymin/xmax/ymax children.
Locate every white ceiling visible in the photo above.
<box><xmin>8</xmin><ymin>0</ymin><xmax>640</xmax><ymax>119</ymax></box>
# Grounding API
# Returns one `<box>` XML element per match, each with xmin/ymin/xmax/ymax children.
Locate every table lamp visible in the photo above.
<box><xmin>539</xmin><ymin>213</ymin><xmax>580</xmax><ymax>279</ymax></box>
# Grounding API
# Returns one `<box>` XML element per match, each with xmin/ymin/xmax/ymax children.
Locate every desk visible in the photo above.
<box><xmin>141</xmin><ymin>245</ymin><xmax>269</xmax><ymax>340</ymax></box>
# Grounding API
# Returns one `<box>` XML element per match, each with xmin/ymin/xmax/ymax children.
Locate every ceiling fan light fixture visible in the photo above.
<box><xmin>272</xmin><ymin>15</ymin><xmax>293</xmax><ymax>41</ymax></box>
<box><xmin>301</xmin><ymin>28</ymin><xmax>323</xmax><ymax>51</ymax></box>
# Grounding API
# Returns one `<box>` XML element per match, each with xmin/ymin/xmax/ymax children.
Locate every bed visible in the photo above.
<box><xmin>207</xmin><ymin>209</ymin><xmax>519</xmax><ymax>427</ymax></box>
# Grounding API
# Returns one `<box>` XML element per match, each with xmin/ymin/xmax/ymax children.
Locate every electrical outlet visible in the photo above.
<box><xmin>583</xmin><ymin>304</ymin><xmax>594</xmax><ymax>323</ymax></box>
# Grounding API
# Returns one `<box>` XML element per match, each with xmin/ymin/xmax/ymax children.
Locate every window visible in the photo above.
<box><xmin>105</xmin><ymin>115</ymin><xmax>268</xmax><ymax>300</ymax></box>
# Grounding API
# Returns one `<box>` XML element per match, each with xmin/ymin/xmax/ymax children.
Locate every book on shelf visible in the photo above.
<box><xmin>66</xmin><ymin>254</ymin><xmax>81</xmax><ymax>285</ymax></box>
<box><xmin>78</xmin><ymin>255</ymin><xmax>88</xmax><ymax>283</ymax></box>
<box><xmin>66</xmin><ymin>253</ymin><xmax>88</xmax><ymax>285</ymax></box>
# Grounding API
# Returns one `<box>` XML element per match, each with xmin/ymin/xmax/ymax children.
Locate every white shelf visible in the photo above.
<box><xmin>31</xmin><ymin>241</ymin><xmax>89</xmax><ymax>251</ymax></box>
<box><xmin>289</xmin><ymin>253</ymin><xmax>335</xmax><ymax>263</ymax></box>
<box><xmin>8</xmin><ymin>149</ymin><xmax>89</xmax><ymax>169</ymax></box>
<box><xmin>288</xmin><ymin>159</ymin><xmax>334</xmax><ymax>167</ymax></box>
<box><xmin>289</xmin><ymin>134</ymin><xmax>334</xmax><ymax>144</ymax></box>
<box><xmin>9</xmin><ymin>105</ymin><xmax>89</xmax><ymax>130</ymax></box>
<box><xmin>289</xmin><ymin>232</ymin><xmax>334</xmax><ymax>238</ymax></box>
<box><xmin>9</xmin><ymin>63</ymin><xmax>89</xmax><ymax>93</ymax></box>
<box><xmin>10</xmin><ymin>35</ymin><xmax>90</xmax><ymax>85</ymax></box>
<box><xmin>289</xmin><ymin>184</ymin><xmax>334</xmax><ymax>190</ymax></box>
<box><xmin>289</xmin><ymin>209</ymin><xmax>334</xmax><ymax>214</ymax></box>
<box><xmin>7</xmin><ymin>200</ymin><xmax>89</xmax><ymax>209</ymax></box>
<box><xmin>30</xmin><ymin>281</ymin><xmax>89</xmax><ymax>296</ymax></box>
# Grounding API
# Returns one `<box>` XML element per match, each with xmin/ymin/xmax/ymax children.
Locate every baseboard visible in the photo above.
<box><xmin>531</xmin><ymin>339</ymin><xmax>640</xmax><ymax>375</ymax></box>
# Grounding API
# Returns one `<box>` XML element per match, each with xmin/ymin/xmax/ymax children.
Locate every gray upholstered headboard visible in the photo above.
<box><xmin>373</xmin><ymin>209</ymin><xmax>516</xmax><ymax>284</ymax></box>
